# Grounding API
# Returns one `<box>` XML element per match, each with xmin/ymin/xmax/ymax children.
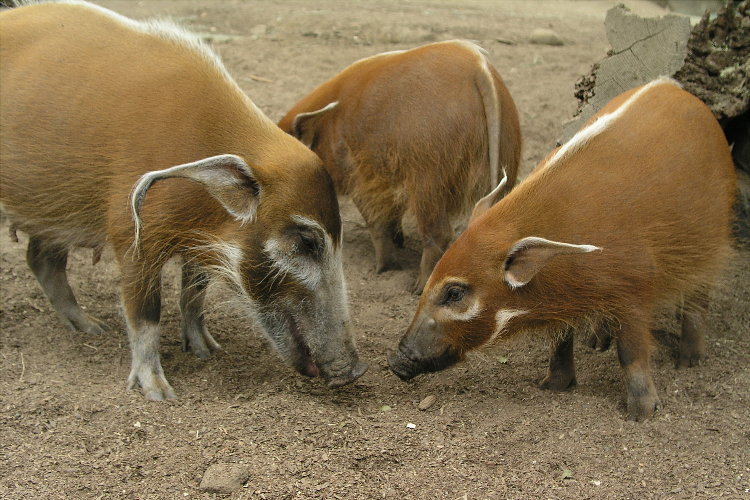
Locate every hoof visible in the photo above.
<box><xmin>375</xmin><ymin>259</ymin><xmax>402</xmax><ymax>273</ymax></box>
<box><xmin>538</xmin><ymin>374</ymin><xmax>577</xmax><ymax>392</ymax></box>
<box><xmin>626</xmin><ymin>395</ymin><xmax>661</xmax><ymax>421</ymax></box>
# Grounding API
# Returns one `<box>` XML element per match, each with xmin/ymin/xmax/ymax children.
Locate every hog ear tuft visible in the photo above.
<box><xmin>129</xmin><ymin>154</ymin><xmax>261</xmax><ymax>245</ymax></box>
<box><xmin>470</xmin><ymin>169</ymin><xmax>509</xmax><ymax>223</ymax></box>
<box><xmin>503</xmin><ymin>236</ymin><xmax>601</xmax><ymax>288</ymax></box>
<box><xmin>291</xmin><ymin>101</ymin><xmax>338</xmax><ymax>149</ymax></box>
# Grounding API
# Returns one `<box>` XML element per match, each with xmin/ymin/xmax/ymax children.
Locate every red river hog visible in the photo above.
<box><xmin>0</xmin><ymin>1</ymin><xmax>367</xmax><ymax>399</ymax></box>
<box><xmin>278</xmin><ymin>40</ymin><xmax>522</xmax><ymax>293</ymax></box>
<box><xmin>388</xmin><ymin>77</ymin><xmax>736</xmax><ymax>421</ymax></box>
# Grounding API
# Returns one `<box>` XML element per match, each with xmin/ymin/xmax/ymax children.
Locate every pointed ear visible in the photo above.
<box><xmin>470</xmin><ymin>169</ymin><xmax>509</xmax><ymax>223</ymax></box>
<box><xmin>503</xmin><ymin>236</ymin><xmax>601</xmax><ymax>288</ymax></box>
<box><xmin>291</xmin><ymin>101</ymin><xmax>338</xmax><ymax>148</ymax></box>
<box><xmin>130</xmin><ymin>154</ymin><xmax>260</xmax><ymax>241</ymax></box>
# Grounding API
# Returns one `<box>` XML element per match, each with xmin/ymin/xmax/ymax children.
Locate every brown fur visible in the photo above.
<box><xmin>0</xmin><ymin>1</ymin><xmax>365</xmax><ymax>398</ymax></box>
<box><xmin>390</xmin><ymin>78</ymin><xmax>736</xmax><ymax>420</ymax></box>
<box><xmin>277</xmin><ymin>40</ymin><xmax>522</xmax><ymax>292</ymax></box>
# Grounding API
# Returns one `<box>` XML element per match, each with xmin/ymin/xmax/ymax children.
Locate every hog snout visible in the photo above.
<box><xmin>387</xmin><ymin>342</ymin><xmax>460</xmax><ymax>381</ymax></box>
<box><xmin>320</xmin><ymin>358</ymin><xmax>369</xmax><ymax>388</ymax></box>
<box><xmin>387</xmin><ymin>348</ymin><xmax>419</xmax><ymax>381</ymax></box>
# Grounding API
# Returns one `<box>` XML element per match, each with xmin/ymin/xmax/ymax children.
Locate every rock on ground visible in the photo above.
<box><xmin>199</xmin><ymin>463</ymin><xmax>251</xmax><ymax>494</ymax></box>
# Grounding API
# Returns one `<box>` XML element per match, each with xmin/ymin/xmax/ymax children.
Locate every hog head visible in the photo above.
<box><xmin>131</xmin><ymin>153</ymin><xmax>367</xmax><ymax>390</ymax></box>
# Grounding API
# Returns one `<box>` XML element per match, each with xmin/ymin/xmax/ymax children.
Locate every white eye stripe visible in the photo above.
<box><xmin>263</xmin><ymin>237</ymin><xmax>322</xmax><ymax>288</ymax></box>
<box><xmin>442</xmin><ymin>300</ymin><xmax>482</xmax><ymax>322</ymax></box>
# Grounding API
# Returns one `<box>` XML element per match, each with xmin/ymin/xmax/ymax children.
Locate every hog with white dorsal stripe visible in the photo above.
<box><xmin>388</xmin><ymin>77</ymin><xmax>736</xmax><ymax>420</ymax></box>
<box><xmin>0</xmin><ymin>0</ymin><xmax>367</xmax><ymax>399</ymax></box>
<box><xmin>278</xmin><ymin>40</ymin><xmax>522</xmax><ymax>293</ymax></box>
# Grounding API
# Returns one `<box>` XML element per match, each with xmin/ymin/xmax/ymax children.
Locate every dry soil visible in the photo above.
<box><xmin>1</xmin><ymin>1</ymin><xmax>748</xmax><ymax>499</ymax></box>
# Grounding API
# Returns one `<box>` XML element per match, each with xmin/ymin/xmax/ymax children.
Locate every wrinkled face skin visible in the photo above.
<box><xmin>388</xmin><ymin>233</ymin><xmax>525</xmax><ymax>380</ymax></box>
<box><xmin>220</xmin><ymin>163</ymin><xmax>367</xmax><ymax>387</ymax></box>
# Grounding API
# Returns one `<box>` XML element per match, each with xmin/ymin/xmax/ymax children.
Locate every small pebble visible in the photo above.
<box><xmin>406</xmin><ymin>423</ymin><xmax>416</xmax><ymax>429</ymax></box>
<box><xmin>418</xmin><ymin>395</ymin><xmax>436</xmax><ymax>411</ymax></box>
<box><xmin>529</xmin><ymin>28</ymin><xmax>564</xmax><ymax>46</ymax></box>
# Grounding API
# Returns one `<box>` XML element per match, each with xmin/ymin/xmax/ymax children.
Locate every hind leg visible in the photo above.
<box><xmin>412</xmin><ymin>211</ymin><xmax>453</xmax><ymax>294</ymax></box>
<box><xmin>389</xmin><ymin>218</ymin><xmax>405</xmax><ymax>248</ymax></box>
<box><xmin>586</xmin><ymin>318</ymin><xmax>613</xmax><ymax>351</ymax></box>
<box><xmin>677</xmin><ymin>291</ymin><xmax>709</xmax><ymax>368</ymax></box>
<box><xmin>26</xmin><ymin>236</ymin><xmax>108</xmax><ymax>334</ymax></box>
<box><xmin>180</xmin><ymin>263</ymin><xmax>220</xmax><ymax>359</ymax></box>
<box><xmin>539</xmin><ymin>328</ymin><xmax>577</xmax><ymax>391</ymax></box>
<box><xmin>616</xmin><ymin>315</ymin><xmax>660</xmax><ymax>421</ymax></box>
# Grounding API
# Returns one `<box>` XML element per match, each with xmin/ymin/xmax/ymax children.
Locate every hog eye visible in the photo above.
<box><xmin>295</xmin><ymin>228</ymin><xmax>323</xmax><ymax>257</ymax></box>
<box><xmin>441</xmin><ymin>284</ymin><xmax>467</xmax><ymax>305</ymax></box>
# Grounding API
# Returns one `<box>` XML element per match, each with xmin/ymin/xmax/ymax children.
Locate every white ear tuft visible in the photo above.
<box><xmin>291</xmin><ymin>101</ymin><xmax>339</xmax><ymax>148</ymax></box>
<box><xmin>503</xmin><ymin>236</ymin><xmax>601</xmax><ymax>288</ymax></box>
<box><xmin>470</xmin><ymin>168</ymin><xmax>509</xmax><ymax>223</ymax></box>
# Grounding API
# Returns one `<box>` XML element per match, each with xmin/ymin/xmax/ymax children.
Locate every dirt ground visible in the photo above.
<box><xmin>1</xmin><ymin>1</ymin><xmax>749</xmax><ymax>499</ymax></box>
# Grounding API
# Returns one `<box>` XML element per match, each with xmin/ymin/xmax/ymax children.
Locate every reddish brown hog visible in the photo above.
<box><xmin>0</xmin><ymin>1</ymin><xmax>367</xmax><ymax>399</ymax></box>
<box><xmin>278</xmin><ymin>40</ymin><xmax>522</xmax><ymax>293</ymax></box>
<box><xmin>388</xmin><ymin>77</ymin><xmax>736</xmax><ymax>421</ymax></box>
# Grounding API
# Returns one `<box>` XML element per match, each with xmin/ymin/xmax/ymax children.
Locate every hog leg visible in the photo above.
<box><xmin>412</xmin><ymin>212</ymin><xmax>453</xmax><ymax>294</ymax></box>
<box><xmin>26</xmin><ymin>236</ymin><xmax>108</xmax><ymax>334</ymax></box>
<box><xmin>121</xmin><ymin>269</ymin><xmax>176</xmax><ymax>401</ymax></box>
<box><xmin>539</xmin><ymin>327</ymin><xmax>577</xmax><ymax>391</ymax></box>
<box><xmin>586</xmin><ymin>318</ymin><xmax>613</xmax><ymax>351</ymax></box>
<box><xmin>353</xmin><ymin>195</ymin><xmax>403</xmax><ymax>273</ymax></box>
<box><xmin>389</xmin><ymin>218</ymin><xmax>405</xmax><ymax>248</ymax></box>
<box><xmin>368</xmin><ymin>221</ymin><xmax>401</xmax><ymax>273</ymax></box>
<box><xmin>677</xmin><ymin>291</ymin><xmax>708</xmax><ymax>368</ymax></box>
<box><xmin>180</xmin><ymin>263</ymin><xmax>220</xmax><ymax>359</ymax></box>
<box><xmin>616</xmin><ymin>316</ymin><xmax>660</xmax><ymax>421</ymax></box>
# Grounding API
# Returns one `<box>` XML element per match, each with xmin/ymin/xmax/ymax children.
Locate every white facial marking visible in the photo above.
<box><xmin>262</xmin><ymin>215</ymin><xmax>340</xmax><ymax>291</ymax></box>
<box><xmin>487</xmin><ymin>309</ymin><xmax>528</xmax><ymax>344</ymax></box>
<box><xmin>544</xmin><ymin>77</ymin><xmax>681</xmax><ymax>171</ymax></box>
<box><xmin>442</xmin><ymin>299</ymin><xmax>483</xmax><ymax>322</ymax></box>
<box><xmin>263</xmin><ymin>237</ymin><xmax>321</xmax><ymax>289</ymax></box>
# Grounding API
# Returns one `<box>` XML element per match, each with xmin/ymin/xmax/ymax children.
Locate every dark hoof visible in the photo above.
<box><xmin>375</xmin><ymin>260</ymin><xmax>402</xmax><ymax>273</ymax></box>
<box><xmin>538</xmin><ymin>374</ymin><xmax>577</xmax><ymax>392</ymax></box>
<box><xmin>677</xmin><ymin>353</ymin><xmax>702</xmax><ymax>368</ymax></box>
<box><xmin>626</xmin><ymin>397</ymin><xmax>660</xmax><ymax>421</ymax></box>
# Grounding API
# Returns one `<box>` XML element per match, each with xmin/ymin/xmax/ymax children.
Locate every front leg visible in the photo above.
<box><xmin>122</xmin><ymin>273</ymin><xmax>176</xmax><ymax>401</ymax></box>
<box><xmin>616</xmin><ymin>318</ymin><xmax>660</xmax><ymax>421</ymax></box>
<box><xmin>412</xmin><ymin>215</ymin><xmax>453</xmax><ymax>295</ymax></box>
<box><xmin>677</xmin><ymin>291</ymin><xmax>709</xmax><ymax>368</ymax></box>
<box><xmin>180</xmin><ymin>263</ymin><xmax>220</xmax><ymax>358</ymax></box>
<box><xmin>539</xmin><ymin>327</ymin><xmax>577</xmax><ymax>391</ymax></box>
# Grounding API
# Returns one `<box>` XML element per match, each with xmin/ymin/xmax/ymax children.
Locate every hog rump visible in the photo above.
<box><xmin>388</xmin><ymin>77</ymin><xmax>736</xmax><ymax>420</ymax></box>
<box><xmin>0</xmin><ymin>1</ymin><xmax>367</xmax><ymax>399</ymax></box>
<box><xmin>278</xmin><ymin>40</ymin><xmax>522</xmax><ymax>293</ymax></box>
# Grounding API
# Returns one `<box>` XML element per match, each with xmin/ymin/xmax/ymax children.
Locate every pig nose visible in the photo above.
<box><xmin>324</xmin><ymin>360</ymin><xmax>369</xmax><ymax>388</ymax></box>
<box><xmin>387</xmin><ymin>349</ymin><xmax>417</xmax><ymax>381</ymax></box>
